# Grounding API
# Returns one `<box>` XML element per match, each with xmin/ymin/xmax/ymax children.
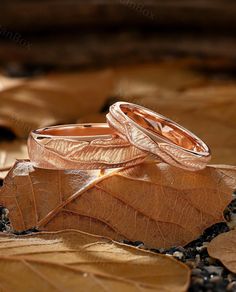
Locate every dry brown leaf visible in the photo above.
<box><xmin>0</xmin><ymin>70</ymin><xmax>113</xmax><ymax>138</ymax></box>
<box><xmin>0</xmin><ymin>74</ymin><xmax>26</xmax><ymax>91</ymax></box>
<box><xmin>1</xmin><ymin>161</ymin><xmax>235</xmax><ymax>248</ymax></box>
<box><xmin>113</xmin><ymin>60</ymin><xmax>207</xmax><ymax>91</ymax></box>
<box><xmin>0</xmin><ymin>140</ymin><xmax>28</xmax><ymax>179</ymax></box>
<box><xmin>208</xmin><ymin>229</ymin><xmax>236</xmax><ymax>273</ymax></box>
<box><xmin>0</xmin><ymin>230</ymin><xmax>190</xmax><ymax>292</ymax></box>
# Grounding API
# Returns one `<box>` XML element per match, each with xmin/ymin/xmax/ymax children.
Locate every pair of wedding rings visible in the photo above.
<box><xmin>28</xmin><ymin>102</ymin><xmax>211</xmax><ymax>171</ymax></box>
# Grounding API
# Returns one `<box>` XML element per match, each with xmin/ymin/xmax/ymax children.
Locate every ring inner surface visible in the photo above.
<box><xmin>121</xmin><ymin>105</ymin><xmax>206</xmax><ymax>153</ymax></box>
<box><xmin>37</xmin><ymin>125</ymin><xmax>115</xmax><ymax>137</ymax></box>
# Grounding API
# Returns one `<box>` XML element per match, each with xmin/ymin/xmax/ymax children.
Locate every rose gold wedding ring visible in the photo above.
<box><xmin>28</xmin><ymin>123</ymin><xmax>147</xmax><ymax>170</ymax></box>
<box><xmin>107</xmin><ymin>102</ymin><xmax>211</xmax><ymax>171</ymax></box>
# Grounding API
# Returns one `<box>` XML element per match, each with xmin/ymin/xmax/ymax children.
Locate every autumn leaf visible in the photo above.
<box><xmin>0</xmin><ymin>74</ymin><xmax>26</xmax><ymax>91</ymax></box>
<box><xmin>0</xmin><ymin>140</ymin><xmax>28</xmax><ymax>179</ymax></box>
<box><xmin>1</xmin><ymin>161</ymin><xmax>235</xmax><ymax>248</ymax></box>
<box><xmin>208</xmin><ymin>229</ymin><xmax>236</xmax><ymax>273</ymax></box>
<box><xmin>0</xmin><ymin>70</ymin><xmax>113</xmax><ymax>138</ymax></box>
<box><xmin>113</xmin><ymin>60</ymin><xmax>207</xmax><ymax>92</ymax></box>
<box><xmin>0</xmin><ymin>230</ymin><xmax>190</xmax><ymax>292</ymax></box>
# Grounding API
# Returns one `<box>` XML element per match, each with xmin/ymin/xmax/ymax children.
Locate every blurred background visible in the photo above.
<box><xmin>0</xmin><ymin>0</ymin><xmax>236</xmax><ymax>181</ymax></box>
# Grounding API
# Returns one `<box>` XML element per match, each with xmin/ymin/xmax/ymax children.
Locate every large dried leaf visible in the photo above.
<box><xmin>1</xmin><ymin>161</ymin><xmax>235</xmax><ymax>248</ymax></box>
<box><xmin>0</xmin><ymin>230</ymin><xmax>190</xmax><ymax>292</ymax></box>
<box><xmin>208</xmin><ymin>229</ymin><xmax>236</xmax><ymax>273</ymax></box>
<box><xmin>113</xmin><ymin>60</ymin><xmax>207</xmax><ymax>91</ymax></box>
<box><xmin>0</xmin><ymin>140</ymin><xmax>28</xmax><ymax>179</ymax></box>
<box><xmin>0</xmin><ymin>70</ymin><xmax>113</xmax><ymax>138</ymax></box>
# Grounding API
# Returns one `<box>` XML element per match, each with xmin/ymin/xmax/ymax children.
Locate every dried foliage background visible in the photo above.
<box><xmin>0</xmin><ymin>58</ymin><xmax>236</xmax><ymax>292</ymax></box>
<box><xmin>0</xmin><ymin>1</ymin><xmax>236</xmax><ymax>290</ymax></box>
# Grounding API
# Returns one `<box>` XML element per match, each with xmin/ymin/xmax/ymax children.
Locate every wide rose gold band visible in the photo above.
<box><xmin>106</xmin><ymin>102</ymin><xmax>211</xmax><ymax>171</ymax></box>
<box><xmin>28</xmin><ymin>123</ymin><xmax>148</xmax><ymax>170</ymax></box>
<box><xmin>28</xmin><ymin>102</ymin><xmax>211</xmax><ymax>171</ymax></box>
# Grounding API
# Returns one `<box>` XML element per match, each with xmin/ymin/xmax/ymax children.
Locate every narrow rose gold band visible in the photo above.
<box><xmin>28</xmin><ymin>123</ymin><xmax>148</xmax><ymax>170</ymax></box>
<box><xmin>106</xmin><ymin>102</ymin><xmax>211</xmax><ymax>171</ymax></box>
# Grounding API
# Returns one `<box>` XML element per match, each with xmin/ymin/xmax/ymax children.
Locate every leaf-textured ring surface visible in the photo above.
<box><xmin>107</xmin><ymin>102</ymin><xmax>211</xmax><ymax>171</ymax></box>
<box><xmin>28</xmin><ymin>123</ymin><xmax>147</xmax><ymax>169</ymax></box>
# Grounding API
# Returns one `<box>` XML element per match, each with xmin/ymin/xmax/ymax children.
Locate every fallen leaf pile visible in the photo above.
<box><xmin>0</xmin><ymin>69</ymin><xmax>113</xmax><ymax>138</ymax></box>
<box><xmin>1</xmin><ymin>161</ymin><xmax>235</xmax><ymax>248</ymax></box>
<box><xmin>0</xmin><ymin>230</ymin><xmax>190</xmax><ymax>291</ymax></box>
<box><xmin>208</xmin><ymin>229</ymin><xmax>236</xmax><ymax>273</ymax></box>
